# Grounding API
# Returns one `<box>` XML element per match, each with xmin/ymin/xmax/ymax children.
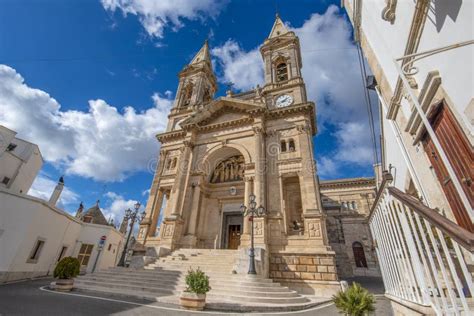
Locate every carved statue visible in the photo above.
<box><xmin>210</xmin><ymin>155</ymin><xmax>245</xmax><ymax>183</ymax></box>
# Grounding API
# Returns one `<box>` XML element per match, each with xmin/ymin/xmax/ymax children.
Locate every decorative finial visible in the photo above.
<box><xmin>59</xmin><ymin>175</ymin><xmax>64</xmax><ymax>183</ymax></box>
<box><xmin>96</xmin><ymin>199</ymin><xmax>100</xmax><ymax>207</ymax></box>
<box><xmin>225</xmin><ymin>82</ymin><xmax>234</xmax><ymax>97</ymax></box>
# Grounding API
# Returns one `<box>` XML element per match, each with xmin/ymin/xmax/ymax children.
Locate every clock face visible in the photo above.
<box><xmin>276</xmin><ymin>94</ymin><xmax>293</xmax><ymax>108</ymax></box>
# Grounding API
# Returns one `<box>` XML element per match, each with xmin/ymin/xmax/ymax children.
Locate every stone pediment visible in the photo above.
<box><xmin>180</xmin><ymin>97</ymin><xmax>265</xmax><ymax>128</ymax></box>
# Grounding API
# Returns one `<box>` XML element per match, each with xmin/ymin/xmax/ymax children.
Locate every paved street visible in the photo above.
<box><xmin>0</xmin><ymin>278</ymin><xmax>393</xmax><ymax>316</ymax></box>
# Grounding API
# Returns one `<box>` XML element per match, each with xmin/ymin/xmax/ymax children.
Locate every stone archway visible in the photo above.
<box><xmin>196</xmin><ymin>145</ymin><xmax>248</xmax><ymax>249</ymax></box>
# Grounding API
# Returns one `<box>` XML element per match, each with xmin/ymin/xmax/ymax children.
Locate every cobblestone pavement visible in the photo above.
<box><xmin>0</xmin><ymin>278</ymin><xmax>392</xmax><ymax>315</ymax></box>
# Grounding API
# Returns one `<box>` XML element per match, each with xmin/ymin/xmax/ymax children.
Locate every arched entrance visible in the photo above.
<box><xmin>352</xmin><ymin>241</ymin><xmax>368</xmax><ymax>268</ymax></box>
<box><xmin>196</xmin><ymin>146</ymin><xmax>248</xmax><ymax>249</ymax></box>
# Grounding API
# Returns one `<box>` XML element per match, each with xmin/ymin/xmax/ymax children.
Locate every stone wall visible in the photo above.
<box><xmin>269</xmin><ymin>253</ymin><xmax>338</xmax><ymax>282</ymax></box>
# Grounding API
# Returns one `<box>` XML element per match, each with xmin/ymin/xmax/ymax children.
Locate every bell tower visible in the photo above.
<box><xmin>167</xmin><ymin>40</ymin><xmax>217</xmax><ymax>132</ymax></box>
<box><xmin>260</xmin><ymin>14</ymin><xmax>307</xmax><ymax>109</ymax></box>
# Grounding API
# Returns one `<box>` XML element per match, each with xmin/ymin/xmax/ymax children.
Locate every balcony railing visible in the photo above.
<box><xmin>369</xmin><ymin>173</ymin><xmax>474</xmax><ymax>315</ymax></box>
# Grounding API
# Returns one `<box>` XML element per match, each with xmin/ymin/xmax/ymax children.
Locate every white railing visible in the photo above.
<box><xmin>370</xmin><ymin>173</ymin><xmax>474</xmax><ymax>315</ymax></box>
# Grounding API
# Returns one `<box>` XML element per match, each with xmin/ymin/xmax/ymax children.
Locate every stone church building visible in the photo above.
<box><xmin>136</xmin><ymin>15</ymin><xmax>379</xmax><ymax>294</ymax></box>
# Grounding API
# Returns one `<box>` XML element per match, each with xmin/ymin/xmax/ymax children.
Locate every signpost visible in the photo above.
<box><xmin>92</xmin><ymin>235</ymin><xmax>107</xmax><ymax>273</ymax></box>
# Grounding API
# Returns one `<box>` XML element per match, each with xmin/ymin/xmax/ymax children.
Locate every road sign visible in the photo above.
<box><xmin>98</xmin><ymin>235</ymin><xmax>107</xmax><ymax>249</ymax></box>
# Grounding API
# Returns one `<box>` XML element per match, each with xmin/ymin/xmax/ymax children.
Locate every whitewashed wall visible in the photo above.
<box><xmin>0</xmin><ymin>189</ymin><xmax>124</xmax><ymax>283</ymax></box>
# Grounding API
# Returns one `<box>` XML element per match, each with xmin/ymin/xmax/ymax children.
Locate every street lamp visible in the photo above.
<box><xmin>240</xmin><ymin>194</ymin><xmax>266</xmax><ymax>275</ymax></box>
<box><xmin>118</xmin><ymin>201</ymin><xmax>146</xmax><ymax>267</ymax></box>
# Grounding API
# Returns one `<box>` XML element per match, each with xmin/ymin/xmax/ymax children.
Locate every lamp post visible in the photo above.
<box><xmin>240</xmin><ymin>194</ymin><xmax>266</xmax><ymax>275</ymax></box>
<box><xmin>118</xmin><ymin>201</ymin><xmax>146</xmax><ymax>267</ymax></box>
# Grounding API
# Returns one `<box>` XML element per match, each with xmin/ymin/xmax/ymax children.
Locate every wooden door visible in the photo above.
<box><xmin>422</xmin><ymin>102</ymin><xmax>474</xmax><ymax>232</ymax></box>
<box><xmin>353</xmin><ymin>242</ymin><xmax>368</xmax><ymax>268</ymax></box>
<box><xmin>228</xmin><ymin>225</ymin><xmax>241</xmax><ymax>249</ymax></box>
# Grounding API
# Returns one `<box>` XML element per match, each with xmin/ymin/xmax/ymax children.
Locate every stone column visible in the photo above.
<box><xmin>186</xmin><ymin>182</ymin><xmax>201</xmax><ymax>236</ymax></box>
<box><xmin>242</xmin><ymin>176</ymin><xmax>254</xmax><ymax>235</ymax></box>
<box><xmin>278</xmin><ymin>175</ymin><xmax>288</xmax><ymax>235</ymax></box>
<box><xmin>148</xmin><ymin>189</ymin><xmax>165</xmax><ymax>237</ymax></box>
<box><xmin>253</xmin><ymin>125</ymin><xmax>266</xmax><ymax>208</ymax></box>
<box><xmin>139</xmin><ymin>150</ymin><xmax>166</xmax><ymax>241</ymax></box>
<box><xmin>297</xmin><ymin>123</ymin><xmax>320</xmax><ymax>212</ymax></box>
<box><xmin>170</xmin><ymin>140</ymin><xmax>194</xmax><ymax>217</ymax></box>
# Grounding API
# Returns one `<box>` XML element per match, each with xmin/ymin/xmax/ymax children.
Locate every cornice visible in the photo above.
<box><xmin>156</xmin><ymin>130</ymin><xmax>186</xmax><ymax>143</ymax></box>
<box><xmin>319</xmin><ymin>177</ymin><xmax>376</xmax><ymax>189</ymax></box>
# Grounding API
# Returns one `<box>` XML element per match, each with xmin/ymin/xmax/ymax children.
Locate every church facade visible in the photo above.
<box><xmin>137</xmin><ymin>16</ymin><xmax>340</xmax><ymax>293</ymax></box>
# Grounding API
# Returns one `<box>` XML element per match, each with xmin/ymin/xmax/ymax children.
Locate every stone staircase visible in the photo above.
<box><xmin>75</xmin><ymin>249</ymin><xmax>326</xmax><ymax>312</ymax></box>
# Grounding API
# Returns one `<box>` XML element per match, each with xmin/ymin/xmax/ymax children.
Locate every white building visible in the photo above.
<box><xmin>342</xmin><ymin>1</ymin><xmax>473</xmax><ymax>315</ymax></box>
<box><xmin>0</xmin><ymin>125</ymin><xmax>125</xmax><ymax>283</ymax></box>
<box><xmin>0</xmin><ymin>125</ymin><xmax>42</xmax><ymax>195</ymax></box>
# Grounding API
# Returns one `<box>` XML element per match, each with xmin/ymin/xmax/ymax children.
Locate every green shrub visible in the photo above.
<box><xmin>54</xmin><ymin>257</ymin><xmax>80</xmax><ymax>279</ymax></box>
<box><xmin>333</xmin><ymin>282</ymin><xmax>376</xmax><ymax>316</ymax></box>
<box><xmin>185</xmin><ymin>268</ymin><xmax>211</xmax><ymax>294</ymax></box>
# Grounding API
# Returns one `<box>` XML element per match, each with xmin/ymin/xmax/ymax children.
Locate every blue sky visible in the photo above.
<box><xmin>0</xmin><ymin>0</ymin><xmax>379</xmax><ymax>223</ymax></box>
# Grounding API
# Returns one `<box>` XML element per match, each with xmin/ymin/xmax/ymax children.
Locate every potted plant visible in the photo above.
<box><xmin>333</xmin><ymin>282</ymin><xmax>376</xmax><ymax>316</ymax></box>
<box><xmin>53</xmin><ymin>257</ymin><xmax>81</xmax><ymax>292</ymax></box>
<box><xmin>180</xmin><ymin>268</ymin><xmax>211</xmax><ymax>311</ymax></box>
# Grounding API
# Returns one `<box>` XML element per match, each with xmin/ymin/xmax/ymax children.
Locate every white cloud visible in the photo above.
<box><xmin>102</xmin><ymin>191</ymin><xmax>144</xmax><ymax>227</ymax></box>
<box><xmin>101</xmin><ymin>0</ymin><xmax>228</xmax><ymax>38</ymax></box>
<box><xmin>317</xmin><ymin>156</ymin><xmax>338</xmax><ymax>178</ymax></box>
<box><xmin>0</xmin><ymin>65</ymin><xmax>173</xmax><ymax>181</ymax></box>
<box><xmin>211</xmin><ymin>6</ymin><xmax>379</xmax><ymax>178</ymax></box>
<box><xmin>28</xmin><ymin>174</ymin><xmax>79</xmax><ymax>208</ymax></box>
<box><xmin>211</xmin><ymin>40</ymin><xmax>264</xmax><ymax>91</ymax></box>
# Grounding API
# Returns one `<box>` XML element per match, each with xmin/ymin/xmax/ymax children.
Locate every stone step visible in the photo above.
<box><xmin>156</xmin><ymin>257</ymin><xmax>235</xmax><ymax>265</ymax></box>
<box><xmin>108</xmin><ymin>267</ymin><xmax>240</xmax><ymax>277</ymax></box>
<box><xmin>76</xmin><ymin>277</ymin><xmax>299</xmax><ymax>298</ymax></box>
<box><xmin>93</xmin><ymin>270</ymin><xmax>279</xmax><ymax>286</ymax></box>
<box><xmin>74</xmin><ymin>280</ymin><xmax>308</xmax><ymax>304</ymax></box>
<box><xmin>172</xmin><ymin>249</ymin><xmax>238</xmax><ymax>253</ymax></box>
<box><xmin>78</xmin><ymin>275</ymin><xmax>293</xmax><ymax>293</ymax></box>
<box><xmin>107</xmin><ymin>268</ymin><xmax>237</xmax><ymax>278</ymax></box>
<box><xmin>74</xmin><ymin>283</ymin><xmax>322</xmax><ymax>312</ymax></box>
<box><xmin>143</xmin><ymin>265</ymin><xmax>233</xmax><ymax>274</ymax></box>
<box><xmin>146</xmin><ymin>262</ymin><xmax>234</xmax><ymax>268</ymax></box>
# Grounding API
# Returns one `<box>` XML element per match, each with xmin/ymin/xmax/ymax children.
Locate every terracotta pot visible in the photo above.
<box><xmin>180</xmin><ymin>292</ymin><xmax>206</xmax><ymax>311</ymax></box>
<box><xmin>55</xmin><ymin>278</ymin><xmax>74</xmax><ymax>292</ymax></box>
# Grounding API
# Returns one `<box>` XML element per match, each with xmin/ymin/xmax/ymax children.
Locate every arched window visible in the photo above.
<box><xmin>166</xmin><ymin>159</ymin><xmax>172</xmax><ymax>170</ymax></box>
<box><xmin>276</xmin><ymin>63</ymin><xmax>288</xmax><ymax>82</ymax></box>
<box><xmin>182</xmin><ymin>83</ymin><xmax>193</xmax><ymax>106</ymax></box>
<box><xmin>171</xmin><ymin>158</ymin><xmax>177</xmax><ymax>169</ymax></box>
<box><xmin>351</xmin><ymin>201</ymin><xmax>357</xmax><ymax>210</ymax></box>
<box><xmin>352</xmin><ymin>242</ymin><xmax>368</xmax><ymax>268</ymax></box>
<box><xmin>288</xmin><ymin>139</ymin><xmax>295</xmax><ymax>151</ymax></box>
<box><xmin>203</xmin><ymin>89</ymin><xmax>211</xmax><ymax>103</ymax></box>
<box><xmin>280</xmin><ymin>140</ymin><xmax>287</xmax><ymax>152</ymax></box>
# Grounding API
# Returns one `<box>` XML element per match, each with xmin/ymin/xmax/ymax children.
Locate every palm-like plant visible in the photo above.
<box><xmin>333</xmin><ymin>282</ymin><xmax>376</xmax><ymax>316</ymax></box>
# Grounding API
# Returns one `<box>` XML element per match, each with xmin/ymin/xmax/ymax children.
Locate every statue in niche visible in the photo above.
<box><xmin>210</xmin><ymin>155</ymin><xmax>245</xmax><ymax>183</ymax></box>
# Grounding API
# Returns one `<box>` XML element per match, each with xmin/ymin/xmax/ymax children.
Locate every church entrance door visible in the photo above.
<box><xmin>228</xmin><ymin>225</ymin><xmax>241</xmax><ymax>249</ymax></box>
<box><xmin>222</xmin><ymin>212</ymin><xmax>243</xmax><ymax>249</ymax></box>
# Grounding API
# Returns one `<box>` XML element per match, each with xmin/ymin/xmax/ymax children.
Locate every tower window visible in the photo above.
<box><xmin>276</xmin><ymin>63</ymin><xmax>288</xmax><ymax>82</ymax></box>
<box><xmin>203</xmin><ymin>89</ymin><xmax>211</xmax><ymax>103</ymax></box>
<box><xmin>280</xmin><ymin>140</ymin><xmax>287</xmax><ymax>152</ymax></box>
<box><xmin>288</xmin><ymin>139</ymin><xmax>295</xmax><ymax>151</ymax></box>
<box><xmin>182</xmin><ymin>83</ymin><xmax>193</xmax><ymax>106</ymax></box>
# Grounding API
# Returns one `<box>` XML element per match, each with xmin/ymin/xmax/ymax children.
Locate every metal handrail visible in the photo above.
<box><xmin>388</xmin><ymin>187</ymin><xmax>474</xmax><ymax>252</ymax></box>
<box><xmin>369</xmin><ymin>171</ymin><xmax>474</xmax><ymax>252</ymax></box>
<box><xmin>368</xmin><ymin>171</ymin><xmax>393</xmax><ymax>219</ymax></box>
